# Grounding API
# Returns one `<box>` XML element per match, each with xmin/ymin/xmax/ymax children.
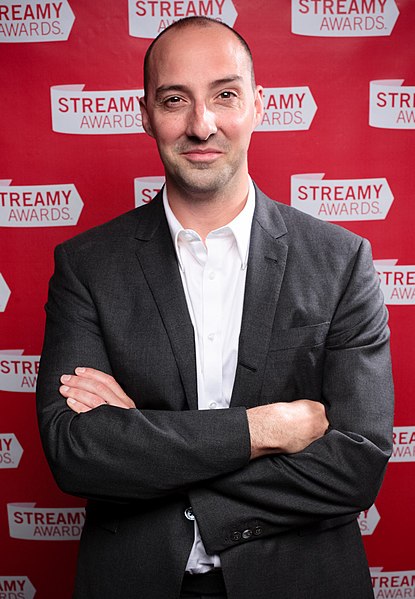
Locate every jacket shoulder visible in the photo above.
<box><xmin>57</xmin><ymin>196</ymin><xmax>163</xmax><ymax>256</ymax></box>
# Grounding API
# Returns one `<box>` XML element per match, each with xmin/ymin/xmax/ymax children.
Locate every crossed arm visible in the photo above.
<box><xmin>60</xmin><ymin>367</ymin><xmax>329</xmax><ymax>458</ymax></box>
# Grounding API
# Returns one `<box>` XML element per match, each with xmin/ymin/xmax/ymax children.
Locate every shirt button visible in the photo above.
<box><xmin>208</xmin><ymin>271</ymin><xmax>215</xmax><ymax>280</ymax></box>
<box><xmin>184</xmin><ymin>507</ymin><xmax>195</xmax><ymax>521</ymax></box>
<box><xmin>242</xmin><ymin>529</ymin><xmax>253</xmax><ymax>539</ymax></box>
<box><xmin>208</xmin><ymin>401</ymin><xmax>217</xmax><ymax>409</ymax></box>
<box><xmin>207</xmin><ymin>333</ymin><xmax>215</xmax><ymax>341</ymax></box>
<box><xmin>231</xmin><ymin>531</ymin><xmax>241</xmax><ymax>542</ymax></box>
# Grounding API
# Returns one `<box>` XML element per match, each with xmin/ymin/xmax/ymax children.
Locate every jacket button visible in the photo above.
<box><xmin>231</xmin><ymin>531</ymin><xmax>241</xmax><ymax>541</ymax></box>
<box><xmin>184</xmin><ymin>507</ymin><xmax>195</xmax><ymax>521</ymax></box>
<box><xmin>254</xmin><ymin>526</ymin><xmax>263</xmax><ymax>536</ymax></box>
<box><xmin>242</xmin><ymin>529</ymin><xmax>253</xmax><ymax>539</ymax></box>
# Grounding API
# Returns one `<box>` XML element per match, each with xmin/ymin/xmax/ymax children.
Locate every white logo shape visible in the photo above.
<box><xmin>0</xmin><ymin>577</ymin><xmax>36</xmax><ymax>599</ymax></box>
<box><xmin>371</xmin><ymin>568</ymin><xmax>415</xmax><ymax>598</ymax></box>
<box><xmin>0</xmin><ymin>0</ymin><xmax>75</xmax><ymax>43</ymax></box>
<box><xmin>0</xmin><ymin>350</ymin><xmax>40</xmax><ymax>392</ymax></box>
<box><xmin>128</xmin><ymin>0</ymin><xmax>237</xmax><ymax>39</ymax></box>
<box><xmin>370</xmin><ymin>80</ymin><xmax>415</xmax><ymax>129</ymax></box>
<box><xmin>0</xmin><ymin>180</ymin><xmax>83</xmax><ymax>227</ymax></box>
<box><xmin>0</xmin><ymin>434</ymin><xmax>24</xmax><ymax>469</ymax></box>
<box><xmin>291</xmin><ymin>0</ymin><xmax>399</xmax><ymax>37</ymax></box>
<box><xmin>358</xmin><ymin>504</ymin><xmax>380</xmax><ymax>536</ymax></box>
<box><xmin>256</xmin><ymin>87</ymin><xmax>317</xmax><ymax>132</ymax></box>
<box><xmin>0</xmin><ymin>274</ymin><xmax>11</xmax><ymax>312</ymax></box>
<box><xmin>291</xmin><ymin>174</ymin><xmax>393</xmax><ymax>221</ymax></box>
<box><xmin>8</xmin><ymin>503</ymin><xmax>86</xmax><ymax>540</ymax></box>
<box><xmin>391</xmin><ymin>426</ymin><xmax>415</xmax><ymax>462</ymax></box>
<box><xmin>134</xmin><ymin>176</ymin><xmax>165</xmax><ymax>207</ymax></box>
<box><xmin>51</xmin><ymin>85</ymin><xmax>144</xmax><ymax>134</ymax></box>
<box><xmin>374</xmin><ymin>260</ymin><xmax>415</xmax><ymax>305</ymax></box>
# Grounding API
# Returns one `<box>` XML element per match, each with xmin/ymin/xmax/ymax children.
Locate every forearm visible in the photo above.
<box><xmin>190</xmin><ymin>426</ymin><xmax>391</xmax><ymax>554</ymax></box>
<box><xmin>37</xmin><ymin>388</ymin><xmax>251</xmax><ymax>501</ymax></box>
<box><xmin>247</xmin><ymin>399</ymin><xmax>329</xmax><ymax>459</ymax></box>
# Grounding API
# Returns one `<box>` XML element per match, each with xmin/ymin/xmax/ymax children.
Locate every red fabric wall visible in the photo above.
<box><xmin>1</xmin><ymin>1</ymin><xmax>414</xmax><ymax>597</ymax></box>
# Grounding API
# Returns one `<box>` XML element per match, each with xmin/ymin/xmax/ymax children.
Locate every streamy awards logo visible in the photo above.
<box><xmin>358</xmin><ymin>504</ymin><xmax>380</xmax><ymax>536</ymax></box>
<box><xmin>391</xmin><ymin>426</ymin><xmax>415</xmax><ymax>462</ymax></box>
<box><xmin>0</xmin><ymin>180</ymin><xmax>83</xmax><ymax>227</ymax></box>
<box><xmin>374</xmin><ymin>260</ymin><xmax>415</xmax><ymax>304</ymax></box>
<box><xmin>370</xmin><ymin>80</ymin><xmax>415</xmax><ymax>129</ymax></box>
<box><xmin>371</xmin><ymin>568</ymin><xmax>415</xmax><ymax>598</ymax></box>
<box><xmin>256</xmin><ymin>87</ymin><xmax>317</xmax><ymax>132</ymax></box>
<box><xmin>291</xmin><ymin>0</ymin><xmax>399</xmax><ymax>37</ymax></box>
<box><xmin>0</xmin><ymin>577</ymin><xmax>36</xmax><ymax>599</ymax></box>
<box><xmin>8</xmin><ymin>504</ymin><xmax>85</xmax><ymax>540</ymax></box>
<box><xmin>291</xmin><ymin>174</ymin><xmax>393</xmax><ymax>221</ymax></box>
<box><xmin>0</xmin><ymin>350</ymin><xmax>40</xmax><ymax>393</ymax></box>
<box><xmin>0</xmin><ymin>274</ymin><xmax>11</xmax><ymax>312</ymax></box>
<box><xmin>128</xmin><ymin>0</ymin><xmax>237</xmax><ymax>38</ymax></box>
<box><xmin>51</xmin><ymin>85</ymin><xmax>144</xmax><ymax>134</ymax></box>
<box><xmin>0</xmin><ymin>0</ymin><xmax>74</xmax><ymax>43</ymax></box>
<box><xmin>0</xmin><ymin>434</ymin><xmax>23</xmax><ymax>469</ymax></box>
<box><xmin>134</xmin><ymin>176</ymin><xmax>165</xmax><ymax>207</ymax></box>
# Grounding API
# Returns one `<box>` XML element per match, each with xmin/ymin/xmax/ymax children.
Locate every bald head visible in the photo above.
<box><xmin>143</xmin><ymin>17</ymin><xmax>255</xmax><ymax>97</ymax></box>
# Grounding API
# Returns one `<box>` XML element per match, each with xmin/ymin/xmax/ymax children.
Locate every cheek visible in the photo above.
<box><xmin>225</xmin><ymin>122</ymin><xmax>256</xmax><ymax>148</ymax></box>
<box><xmin>153</xmin><ymin>119</ymin><xmax>185</xmax><ymax>149</ymax></box>
<box><xmin>221</xmin><ymin>111</ymin><xmax>257</xmax><ymax>140</ymax></box>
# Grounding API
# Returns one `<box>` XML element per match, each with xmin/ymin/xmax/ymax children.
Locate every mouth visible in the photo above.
<box><xmin>180</xmin><ymin>149</ymin><xmax>224</xmax><ymax>163</ymax></box>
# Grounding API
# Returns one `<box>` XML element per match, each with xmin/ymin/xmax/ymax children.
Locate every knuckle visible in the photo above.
<box><xmin>95</xmin><ymin>382</ymin><xmax>106</xmax><ymax>395</ymax></box>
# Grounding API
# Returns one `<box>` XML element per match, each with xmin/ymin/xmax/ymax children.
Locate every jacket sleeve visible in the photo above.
<box><xmin>189</xmin><ymin>237</ymin><xmax>394</xmax><ymax>554</ymax></box>
<box><xmin>36</xmin><ymin>243</ymin><xmax>251</xmax><ymax>502</ymax></box>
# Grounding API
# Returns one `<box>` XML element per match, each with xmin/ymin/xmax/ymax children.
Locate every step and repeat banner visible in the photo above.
<box><xmin>1</xmin><ymin>1</ymin><xmax>414</xmax><ymax>597</ymax></box>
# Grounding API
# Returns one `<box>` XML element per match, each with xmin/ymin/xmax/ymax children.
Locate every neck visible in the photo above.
<box><xmin>166</xmin><ymin>176</ymin><xmax>250</xmax><ymax>241</ymax></box>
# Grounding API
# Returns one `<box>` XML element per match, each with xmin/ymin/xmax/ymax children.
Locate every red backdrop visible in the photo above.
<box><xmin>1</xmin><ymin>1</ymin><xmax>414</xmax><ymax>597</ymax></box>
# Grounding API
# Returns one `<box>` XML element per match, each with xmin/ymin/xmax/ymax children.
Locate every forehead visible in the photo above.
<box><xmin>147</xmin><ymin>25</ymin><xmax>251</xmax><ymax>91</ymax></box>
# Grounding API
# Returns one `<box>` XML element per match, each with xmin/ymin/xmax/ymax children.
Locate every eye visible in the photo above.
<box><xmin>218</xmin><ymin>91</ymin><xmax>237</xmax><ymax>100</ymax></box>
<box><xmin>164</xmin><ymin>95</ymin><xmax>183</xmax><ymax>106</ymax></box>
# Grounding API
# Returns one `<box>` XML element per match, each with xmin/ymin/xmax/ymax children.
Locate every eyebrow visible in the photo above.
<box><xmin>155</xmin><ymin>75</ymin><xmax>244</xmax><ymax>98</ymax></box>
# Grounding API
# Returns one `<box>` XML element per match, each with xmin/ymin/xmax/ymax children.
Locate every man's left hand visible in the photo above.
<box><xmin>60</xmin><ymin>367</ymin><xmax>135</xmax><ymax>413</ymax></box>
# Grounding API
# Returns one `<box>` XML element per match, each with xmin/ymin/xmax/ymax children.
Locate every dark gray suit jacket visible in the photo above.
<box><xmin>36</xmin><ymin>186</ymin><xmax>394</xmax><ymax>599</ymax></box>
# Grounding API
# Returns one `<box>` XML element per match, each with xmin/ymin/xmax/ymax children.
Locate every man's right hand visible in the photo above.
<box><xmin>247</xmin><ymin>400</ymin><xmax>329</xmax><ymax>460</ymax></box>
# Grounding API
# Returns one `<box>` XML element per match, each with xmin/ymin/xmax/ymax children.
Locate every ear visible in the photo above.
<box><xmin>139</xmin><ymin>96</ymin><xmax>155</xmax><ymax>138</ymax></box>
<box><xmin>253</xmin><ymin>85</ymin><xmax>264</xmax><ymax>129</ymax></box>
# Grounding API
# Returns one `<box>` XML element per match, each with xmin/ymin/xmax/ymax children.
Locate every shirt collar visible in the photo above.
<box><xmin>163</xmin><ymin>178</ymin><xmax>255</xmax><ymax>271</ymax></box>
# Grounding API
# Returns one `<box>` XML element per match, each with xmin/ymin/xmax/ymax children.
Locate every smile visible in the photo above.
<box><xmin>181</xmin><ymin>149</ymin><xmax>223</xmax><ymax>162</ymax></box>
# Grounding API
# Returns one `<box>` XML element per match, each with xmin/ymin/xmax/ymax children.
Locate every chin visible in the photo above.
<box><xmin>175</xmin><ymin>168</ymin><xmax>234</xmax><ymax>196</ymax></box>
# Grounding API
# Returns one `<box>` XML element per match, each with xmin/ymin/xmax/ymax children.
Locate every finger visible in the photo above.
<box><xmin>73</xmin><ymin>367</ymin><xmax>130</xmax><ymax>402</ymax></box>
<box><xmin>66</xmin><ymin>397</ymin><xmax>94</xmax><ymax>414</ymax></box>
<box><xmin>60</xmin><ymin>384</ymin><xmax>107</xmax><ymax>409</ymax></box>
<box><xmin>60</xmin><ymin>374</ymin><xmax>115</xmax><ymax>404</ymax></box>
<box><xmin>60</xmin><ymin>373</ymin><xmax>134</xmax><ymax>409</ymax></box>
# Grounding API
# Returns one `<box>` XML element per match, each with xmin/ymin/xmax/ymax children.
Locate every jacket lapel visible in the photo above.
<box><xmin>230</xmin><ymin>187</ymin><xmax>289</xmax><ymax>408</ymax></box>
<box><xmin>133</xmin><ymin>193</ymin><xmax>198</xmax><ymax>410</ymax></box>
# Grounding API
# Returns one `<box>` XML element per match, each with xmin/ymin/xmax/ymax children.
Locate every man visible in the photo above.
<box><xmin>36</xmin><ymin>17</ymin><xmax>394</xmax><ymax>599</ymax></box>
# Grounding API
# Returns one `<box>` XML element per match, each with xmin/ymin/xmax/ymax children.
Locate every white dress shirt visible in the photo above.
<box><xmin>163</xmin><ymin>180</ymin><xmax>255</xmax><ymax>573</ymax></box>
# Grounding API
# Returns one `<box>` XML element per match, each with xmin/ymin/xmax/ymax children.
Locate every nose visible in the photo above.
<box><xmin>186</xmin><ymin>102</ymin><xmax>217</xmax><ymax>141</ymax></box>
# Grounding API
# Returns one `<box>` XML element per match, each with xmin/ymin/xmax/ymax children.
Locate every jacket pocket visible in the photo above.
<box><xmin>269</xmin><ymin>322</ymin><xmax>330</xmax><ymax>351</ymax></box>
<box><xmin>261</xmin><ymin>322</ymin><xmax>330</xmax><ymax>403</ymax></box>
